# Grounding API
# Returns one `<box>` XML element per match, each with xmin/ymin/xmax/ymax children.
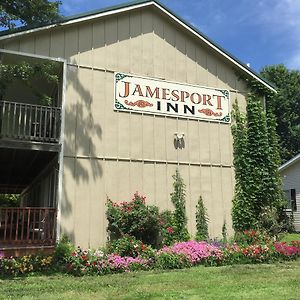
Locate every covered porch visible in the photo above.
<box><xmin>0</xmin><ymin>50</ymin><xmax>64</xmax><ymax>256</ymax></box>
<box><xmin>0</xmin><ymin>148</ymin><xmax>59</xmax><ymax>256</ymax></box>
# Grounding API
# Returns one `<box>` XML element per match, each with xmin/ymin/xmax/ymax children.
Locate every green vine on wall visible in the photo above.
<box><xmin>231</xmin><ymin>72</ymin><xmax>288</xmax><ymax>234</ymax></box>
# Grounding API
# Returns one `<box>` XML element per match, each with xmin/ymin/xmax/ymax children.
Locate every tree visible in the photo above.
<box><xmin>195</xmin><ymin>196</ymin><xmax>209</xmax><ymax>241</ymax></box>
<box><xmin>0</xmin><ymin>0</ymin><xmax>61</xmax><ymax>30</ymax></box>
<box><xmin>170</xmin><ymin>169</ymin><xmax>190</xmax><ymax>241</ymax></box>
<box><xmin>260</xmin><ymin>64</ymin><xmax>300</xmax><ymax>163</ymax></box>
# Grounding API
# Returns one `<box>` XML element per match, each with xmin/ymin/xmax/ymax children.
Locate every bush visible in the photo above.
<box><xmin>106</xmin><ymin>192</ymin><xmax>160</xmax><ymax>246</ymax></box>
<box><xmin>53</xmin><ymin>235</ymin><xmax>75</xmax><ymax>264</ymax></box>
<box><xmin>159</xmin><ymin>210</ymin><xmax>177</xmax><ymax>246</ymax></box>
<box><xmin>155</xmin><ymin>252</ymin><xmax>190</xmax><ymax>269</ymax></box>
<box><xmin>106</xmin><ymin>235</ymin><xmax>155</xmax><ymax>258</ymax></box>
<box><xmin>195</xmin><ymin>196</ymin><xmax>209</xmax><ymax>241</ymax></box>
<box><xmin>257</xmin><ymin>206</ymin><xmax>282</xmax><ymax>237</ymax></box>
<box><xmin>234</xmin><ymin>229</ymin><xmax>271</xmax><ymax>246</ymax></box>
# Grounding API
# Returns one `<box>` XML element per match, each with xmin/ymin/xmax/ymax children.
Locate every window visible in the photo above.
<box><xmin>284</xmin><ymin>189</ymin><xmax>297</xmax><ymax>211</ymax></box>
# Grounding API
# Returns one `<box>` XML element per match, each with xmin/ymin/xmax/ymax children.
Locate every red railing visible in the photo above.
<box><xmin>0</xmin><ymin>208</ymin><xmax>57</xmax><ymax>246</ymax></box>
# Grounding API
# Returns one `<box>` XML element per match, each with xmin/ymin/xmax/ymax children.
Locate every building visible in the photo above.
<box><xmin>279</xmin><ymin>154</ymin><xmax>300</xmax><ymax>232</ymax></box>
<box><xmin>0</xmin><ymin>0</ymin><xmax>276</xmax><ymax>255</ymax></box>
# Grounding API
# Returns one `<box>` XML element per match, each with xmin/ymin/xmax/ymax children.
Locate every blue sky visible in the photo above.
<box><xmin>59</xmin><ymin>0</ymin><xmax>300</xmax><ymax>72</ymax></box>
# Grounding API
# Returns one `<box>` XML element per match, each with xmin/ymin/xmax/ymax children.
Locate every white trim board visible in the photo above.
<box><xmin>279</xmin><ymin>153</ymin><xmax>300</xmax><ymax>172</ymax></box>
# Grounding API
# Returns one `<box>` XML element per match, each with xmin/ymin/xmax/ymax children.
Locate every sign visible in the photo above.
<box><xmin>114</xmin><ymin>73</ymin><xmax>230</xmax><ymax>123</ymax></box>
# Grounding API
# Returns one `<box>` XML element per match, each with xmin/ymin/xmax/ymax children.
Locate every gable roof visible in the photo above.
<box><xmin>0</xmin><ymin>0</ymin><xmax>276</xmax><ymax>92</ymax></box>
<box><xmin>279</xmin><ymin>153</ymin><xmax>300</xmax><ymax>172</ymax></box>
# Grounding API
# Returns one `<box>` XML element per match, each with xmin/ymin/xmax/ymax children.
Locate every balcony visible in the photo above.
<box><xmin>0</xmin><ymin>100</ymin><xmax>61</xmax><ymax>144</ymax></box>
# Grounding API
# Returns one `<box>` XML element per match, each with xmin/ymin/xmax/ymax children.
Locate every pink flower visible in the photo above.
<box><xmin>166</xmin><ymin>227</ymin><xmax>174</xmax><ymax>234</ymax></box>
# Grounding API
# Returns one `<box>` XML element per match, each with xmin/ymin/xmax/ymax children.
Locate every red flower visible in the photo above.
<box><xmin>253</xmin><ymin>248</ymin><xmax>260</xmax><ymax>255</ymax></box>
<box><xmin>167</xmin><ymin>227</ymin><xmax>174</xmax><ymax>234</ymax></box>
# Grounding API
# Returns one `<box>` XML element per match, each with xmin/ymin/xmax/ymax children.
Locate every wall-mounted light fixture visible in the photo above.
<box><xmin>174</xmin><ymin>132</ymin><xmax>185</xmax><ymax>149</ymax></box>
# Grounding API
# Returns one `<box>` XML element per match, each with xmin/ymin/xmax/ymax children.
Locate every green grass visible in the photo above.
<box><xmin>281</xmin><ymin>233</ymin><xmax>300</xmax><ymax>243</ymax></box>
<box><xmin>1</xmin><ymin>260</ymin><xmax>300</xmax><ymax>300</ymax></box>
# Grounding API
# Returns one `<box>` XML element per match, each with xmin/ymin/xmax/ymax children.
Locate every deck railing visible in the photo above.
<box><xmin>0</xmin><ymin>101</ymin><xmax>61</xmax><ymax>143</ymax></box>
<box><xmin>0</xmin><ymin>207</ymin><xmax>57</xmax><ymax>246</ymax></box>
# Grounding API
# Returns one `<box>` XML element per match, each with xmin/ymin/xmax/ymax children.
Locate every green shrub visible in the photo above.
<box><xmin>234</xmin><ymin>229</ymin><xmax>271</xmax><ymax>246</ymax></box>
<box><xmin>155</xmin><ymin>252</ymin><xmax>191</xmax><ymax>269</ymax></box>
<box><xmin>106</xmin><ymin>235</ymin><xmax>155</xmax><ymax>258</ymax></box>
<box><xmin>106</xmin><ymin>192</ymin><xmax>160</xmax><ymax>246</ymax></box>
<box><xmin>159</xmin><ymin>210</ymin><xmax>177</xmax><ymax>246</ymax></box>
<box><xmin>195</xmin><ymin>196</ymin><xmax>209</xmax><ymax>241</ymax></box>
<box><xmin>53</xmin><ymin>235</ymin><xmax>75</xmax><ymax>264</ymax></box>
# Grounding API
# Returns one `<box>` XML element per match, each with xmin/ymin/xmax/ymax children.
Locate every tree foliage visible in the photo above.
<box><xmin>0</xmin><ymin>194</ymin><xmax>20</xmax><ymax>207</ymax></box>
<box><xmin>231</xmin><ymin>94</ymin><xmax>285</xmax><ymax>232</ymax></box>
<box><xmin>0</xmin><ymin>61</ymin><xmax>59</xmax><ymax>105</ymax></box>
<box><xmin>260</xmin><ymin>64</ymin><xmax>300</xmax><ymax>163</ymax></box>
<box><xmin>170</xmin><ymin>169</ymin><xmax>190</xmax><ymax>241</ymax></box>
<box><xmin>195</xmin><ymin>196</ymin><xmax>209</xmax><ymax>241</ymax></box>
<box><xmin>0</xmin><ymin>0</ymin><xmax>61</xmax><ymax>30</ymax></box>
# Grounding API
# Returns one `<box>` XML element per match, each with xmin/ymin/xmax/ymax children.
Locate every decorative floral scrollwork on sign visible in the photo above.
<box><xmin>221</xmin><ymin>114</ymin><xmax>230</xmax><ymax>123</ymax></box>
<box><xmin>220</xmin><ymin>89</ymin><xmax>229</xmax><ymax>99</ymax></box>
<box><xmin>115</xmin><ymin>73</ymin><xmax>129</xmax><ymax>82</ymax></box>
<box><xmin>124</xmin><ymin>100</ymin><xmax>153</xmax><ymax>108</ymax></box>
<box><xmin>115</xmin><ymin>100</ymin><xmax>131</xmax><ymax>110</ymax></box>
<box><xmin>198</xmin><ymin>108</ymin><xmax>222</xmax><ymax>117</ymax></box>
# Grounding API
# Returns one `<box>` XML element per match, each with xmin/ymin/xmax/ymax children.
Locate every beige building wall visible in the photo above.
<box><xmin>0</xmin><ymin>6</ymin><xmax>250</xmax><ymax>247</ymax></box>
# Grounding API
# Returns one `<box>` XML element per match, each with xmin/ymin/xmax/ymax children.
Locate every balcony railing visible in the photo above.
<box><xmin>0</xmin><ymin>207</ymin><xmax>57</xmax><ymax>246</ymax></box>
<box><xmin>0</xmin><ymin>101</ymin><xmax>61</xmax><ymax>143</ymax></box>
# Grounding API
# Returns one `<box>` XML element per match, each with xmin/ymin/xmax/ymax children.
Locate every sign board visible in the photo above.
<box><xmin>114</xmin><ymin>73</ymin><xmax>230</xmax><ymax>123</ymax></box>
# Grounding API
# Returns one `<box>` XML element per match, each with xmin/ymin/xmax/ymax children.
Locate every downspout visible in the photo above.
<box><xmin>56</xmin><ymin>60</ymin><xmax>67</xmax><ymax>242</ymax></box>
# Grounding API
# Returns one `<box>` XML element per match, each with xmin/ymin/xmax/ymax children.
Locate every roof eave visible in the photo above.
<box><xmin>279</xmin><ymin>153</ymin><xmax>300</xmax><ymax>172</ymax></box>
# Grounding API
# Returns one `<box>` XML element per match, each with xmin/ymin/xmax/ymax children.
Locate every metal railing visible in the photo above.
<box><xmin>0</xmin><ymin>101</ymin><xmax>61</xmax><ymax>143</ymax></box>
<box><xmin>0</xmin><ymin>207</ymin><xmax>57</xmax><ymax>246</ymax></box>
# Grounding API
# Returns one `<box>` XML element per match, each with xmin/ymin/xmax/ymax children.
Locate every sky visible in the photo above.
<box><xmin>59</xmin><ymin>0</ymin><xmax>300</xmax><ymax>72</ymax></box>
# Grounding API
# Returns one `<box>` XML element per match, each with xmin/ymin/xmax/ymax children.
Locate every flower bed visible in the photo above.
<box><xmin>0</xmin><ymin>253</ymin><xmax>53</xmax><ymax>276</ymax></box>
<box><xmin>65</xmin><ymin>247</ymin><xmax>152</xmax><ymax>276</ymax></box>
<box><xmin>1</xmin><ymin>237</ymin><xmax>300</xmax><ymax>277</ymax></box>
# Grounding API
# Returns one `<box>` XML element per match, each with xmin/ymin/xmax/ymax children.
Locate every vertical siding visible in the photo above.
<box><xmin>0</xmin><ymin>7</ymin><xmax>251</xmax><ymax>247</ymax></box>
<box><xmin>281</xmin><ymin>160</ymin><xmax>300</xmax><ymax>232</ymax></box>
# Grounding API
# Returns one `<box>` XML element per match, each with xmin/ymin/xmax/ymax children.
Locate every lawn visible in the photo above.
<box><xmin>281</xmin><ymin>233</ymin><xmax>300</xmax><ymax>243</ymax></box>
<box><xmin>1</xmin><ymin>259</ymin><xmax>299</xmax><ymax>300</ymax></box>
